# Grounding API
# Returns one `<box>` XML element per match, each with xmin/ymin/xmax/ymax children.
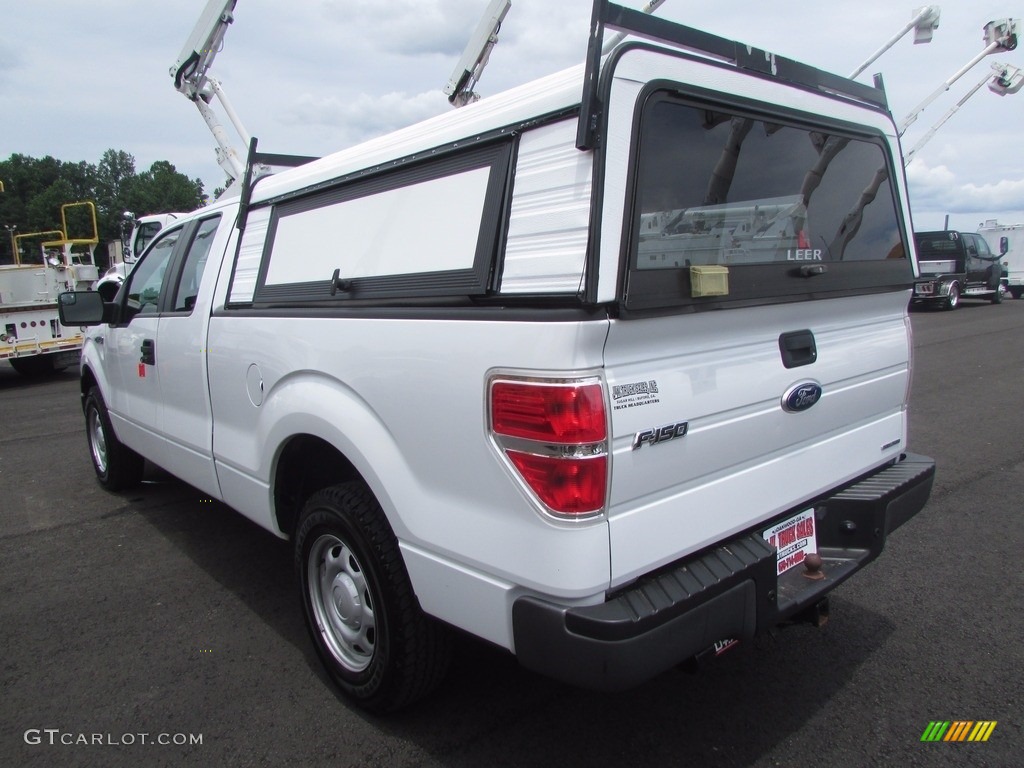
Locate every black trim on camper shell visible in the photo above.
<box><xmin>251</xmin><ymin>142</ymin><xmax>513</xmax><ymax>304</ymax></box>
<box><xmin>579</xmin><ymin>41</ymin><xmax>899</xmax><ymax>308</ymax></box>
<box><xmin>512</xmin><ymin>453</ymin><xmax>935</xmax><ymax>691</ymax></box>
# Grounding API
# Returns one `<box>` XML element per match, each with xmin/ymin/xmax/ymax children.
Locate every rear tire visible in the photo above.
<box><xmin>296</xmin><ymin>482</ymin><xmax>450</xmax><ymax>713</ymax></box>
<box><xmin>943</xmin><ymin>282</ymin><xmax>960</xmax><ymax>310</ymax></box>
<box><xmin>1009</xmin><ymin>287</ymin><xmax>1022</xmax><ymax>300</ymax></box>
<box><xmin>84</xmin><ymin>388</ymin><xmax>144</xmax><ymax>490</ymax></box>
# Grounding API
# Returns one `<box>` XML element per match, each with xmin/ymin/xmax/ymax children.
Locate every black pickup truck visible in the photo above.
<box><xmin>912</xmin><ymin>230</ymin><xmax>1004</xmax><ymax>310</ymax></box>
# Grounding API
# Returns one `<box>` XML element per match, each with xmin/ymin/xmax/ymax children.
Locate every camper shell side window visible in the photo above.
<box><xmin>622</xmin><ymin>90</ymin><xmax>913</xmax><ymax>313</ymax></box>
<box><xmin>249</xmin><ymin>142</ymin><xmax>513</xmax><ymax>306</ymax></box>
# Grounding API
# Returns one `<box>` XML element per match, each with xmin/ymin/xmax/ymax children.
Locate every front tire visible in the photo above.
<box><xmin>84</xmin><ymin>388</ymin><xmax>144</xmax><ymax>490</ymax></box>
<box><xmin>296</xmin><ymin>482</ymin><xmax>450</xmax><ymax>712</ymax></box>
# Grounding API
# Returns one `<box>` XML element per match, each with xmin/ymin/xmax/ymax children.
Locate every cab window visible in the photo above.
<box><xmin>133</xmin><ymin>221</ymin><xmax>163</xmax><ymax>257</ymax></box>
<box><xmin>124</xmin><ymin>228</ymin><xmax>180</xmax><ymax>320</ymax></box>
<box><xmin>171</xmin><ymin>216</ymin><xmax>220</xmax><ymax>313</ymax></box>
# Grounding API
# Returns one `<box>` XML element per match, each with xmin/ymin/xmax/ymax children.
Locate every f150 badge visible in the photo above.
<box><xmin>633</xmin><ymin>421</ymin><xmax>689</xmax><ymax>449</ymax></box>
<box><xmin>783</xmin><ymin>382</ymin><xmax>823</xmax><ymax>412</ymax></box>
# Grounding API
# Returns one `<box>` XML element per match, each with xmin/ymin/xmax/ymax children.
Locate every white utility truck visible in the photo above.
<box><xmin>2</xmin><ymin>201</ymin><xmax>100</xmax><ymax>375</ymax></box>
<box><xmin>59</xmin><ymin>0</ymin><xmax>934</xmax><ymax>711</ymax></box>
<box><xmin>980</xmin><ymin>219</ymin><xmax>1023</xmax><ymax>299</ymax></box>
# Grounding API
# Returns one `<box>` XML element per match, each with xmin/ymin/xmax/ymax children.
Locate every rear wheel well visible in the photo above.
<box><xmin>274</xmin><ymin>435</ymin><xmax>360</xmax><ymax>538</ymax></box>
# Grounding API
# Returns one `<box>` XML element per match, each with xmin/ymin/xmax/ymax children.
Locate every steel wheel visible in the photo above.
<box><xmin>295</xmin><ymin>482</ymin><xmax>451</xmax><ymax>712</ymax></box>
<box><xmin>83</xmin><ymin>388</ymin><xmax>144</xmax><ymax>490</ymax></box>
<box><xmin>307</xmin><ymin>533</ymin><xmax>376</xmax><ymax>674</ymax></box>
<box><xmin>88</xmin><ymin>404</ymin><xmax>109</xmax><ymax>476</ymax></box>
<box><xmin>944</xmin><ymin>282</ymin><xmax>960</xmax><ymax>310</ymax></box>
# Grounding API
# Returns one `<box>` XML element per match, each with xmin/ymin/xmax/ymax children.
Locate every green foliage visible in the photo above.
<box><xmin>0</xmin><ymin>150</ymin><xmax>205</xmax><ymax>264</ymax></box>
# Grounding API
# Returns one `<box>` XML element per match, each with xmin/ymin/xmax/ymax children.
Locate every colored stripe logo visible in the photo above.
<box><xmin>921</xmin><ymin>721</ymin><xmax>997</xmax><ymax>742</ymax></box>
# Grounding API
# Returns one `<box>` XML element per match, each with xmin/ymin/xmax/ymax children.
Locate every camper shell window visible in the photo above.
<box><xmin>252</xmin><ymin>142</ymin><xmax>512</xmax><ymax>305</ymax></box>
<box><xmin>623</xmin><ymin>92</ymin><xmax>912</xmax><ymax>313</ymax></box>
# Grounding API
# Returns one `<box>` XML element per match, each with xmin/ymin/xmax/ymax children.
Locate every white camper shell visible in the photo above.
<box><xmin>61</xmin><ymin>2</ymin><xmax>934</xmax><ymax>712</ymax></box>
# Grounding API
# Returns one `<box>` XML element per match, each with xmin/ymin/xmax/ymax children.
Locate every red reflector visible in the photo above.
<box><xmin>798</xmin><ymin>230</ymin><xmax>811</xmax><ymax>249</ymax></box>
<box><xmin>491</xmin><ymin>381</ymin><xmax>606</xmax><ymax>443</ymax></box>
<box><xmin>505</xmin><ymin>451</ymin><xmax>607</xmax><ymax>515</ymax></box>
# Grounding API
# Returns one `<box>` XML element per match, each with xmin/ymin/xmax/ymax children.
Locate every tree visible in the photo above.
<box><xmin>134</xmin><ymin>160</ymin><xmax>205</xmax><ymax>216</ymax></box>
<box><xmin>0</xmin><ymin>149</ymin><xmax>206</xmax><ymax>263</ymax></box>
<box><xmin>93</xmin><ymin>149</ymin><xmax>139</xmax><ymax>241</ymax></box>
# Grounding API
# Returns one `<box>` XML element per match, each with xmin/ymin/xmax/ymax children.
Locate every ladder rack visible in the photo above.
<box><xmin>576</xmin><ymin>0</ymin><xmax>890</xmax><ymax>150</ymax></box>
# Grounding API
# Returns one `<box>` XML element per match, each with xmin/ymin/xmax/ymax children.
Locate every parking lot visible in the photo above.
<box><xmin>1</xmin><ymin>299</ymin><xmax>1022</xmax><ymax>767</ymax></box>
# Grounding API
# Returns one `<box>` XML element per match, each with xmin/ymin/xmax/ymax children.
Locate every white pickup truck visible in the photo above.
<box><xmin>59</xmin><ymin>3</ymin><xmax>934</xmax><ymax>712</ymax></box>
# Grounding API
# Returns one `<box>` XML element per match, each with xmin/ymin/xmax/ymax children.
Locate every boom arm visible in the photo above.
<box><xmin>170</xmin><ymin>0</ymin><xmax>247</xmax><ymax>181</ymax></box>
<box><xmin>445</xmin><ymin>0</ymin><xmax>512</xmax><ymax>107</ymax></box>
<box><xmin>903</xmin><ymin>62</ymin><xmax>1022</xmax><ymax>166</ymax></box>
<box><xmin>898</xmin><ymin>18</ymin><xmax>1019</xmax><ymax>135</ymax></box>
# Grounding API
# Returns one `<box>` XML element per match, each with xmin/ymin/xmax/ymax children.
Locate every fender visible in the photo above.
<box><xmin>214</xmin><ymin>370</ymin><xmax>418</xmax><ymax>542</ymax></box>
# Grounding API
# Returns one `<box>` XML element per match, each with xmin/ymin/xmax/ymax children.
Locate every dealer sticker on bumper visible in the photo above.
<box><xmin>763</xmin><ymin>509</ymin><xmax>817</xmax><ymax>575</ymax></box>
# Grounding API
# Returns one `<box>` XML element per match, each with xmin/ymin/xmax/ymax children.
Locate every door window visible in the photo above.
<box><xmin>124</xmin><ymin>228</ymin><xmax>180</xmax><ymax>321</ymax></box>
<box><xmin>171</xmin><ymin>216</ymin><xmax>221</xmax><ymax>313</ymax></box>
<box><xmin>973</xmin><ymin>234</ymin><xmax>994</xmax><ymax>259</ymax></box>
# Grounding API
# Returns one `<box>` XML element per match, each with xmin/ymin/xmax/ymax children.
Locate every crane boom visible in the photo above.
<box><xmin>898</xmin><ymin>18</ymin><xmax>1018</xmax><ymax>135</ymax></box>
<box><xmin>170</xmin><ymin>0</ymin><xmax>247</xmax><ymax>181</ymax></box>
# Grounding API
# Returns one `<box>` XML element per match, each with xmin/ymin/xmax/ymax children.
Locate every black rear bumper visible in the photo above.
<box><xmin>512</xmin><ymin>453</ymin><xmax>935</xmax><ymax>690</ymax></box>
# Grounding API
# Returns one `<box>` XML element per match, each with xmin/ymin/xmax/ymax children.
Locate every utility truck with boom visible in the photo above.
<box><xmin>59</xmin><ymin>0</ymin><xmax>935</xmax><ymax>711</ymax></box>
<box><xmin>2</xmin><ymin>201</ymin><xmax>100</xmax><ymax>375</ymax></box>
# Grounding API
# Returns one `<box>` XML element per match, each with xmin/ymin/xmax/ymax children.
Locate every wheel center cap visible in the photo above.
<box><xmin>331</xmin><ymin>574</ymin><xmax>361</xmax><ymax>628</ymax></box>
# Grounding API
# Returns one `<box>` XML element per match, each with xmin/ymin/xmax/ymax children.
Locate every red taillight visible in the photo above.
<box><xmin>490</xmin><ymin>377</ymin><xmax>608</xmax><ymax>518</ymax></box>
<box><xmin>798</xmin><ymin>230</ymin><xmax>811</xmax><ymax>249</ymax></box>
<box><xmin>505</xmin><ymin>451</ymin><xmax>607</xmax><ymax>515</ymax></box>
<box><xmin>491</xmin><ymin>381</ymin><xmax>606</xmax><ymax>443</ymax></box>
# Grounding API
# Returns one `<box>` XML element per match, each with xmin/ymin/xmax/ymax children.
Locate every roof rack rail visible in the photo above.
<box><xmin>236</xmin><ymin>137</ymin><xmax>318</xmax><ymax>233</ymax></box>
<box><xmin>576</xmin><ymin>0</ymin><xmax>889</xmax><ymax>150</ymax></box>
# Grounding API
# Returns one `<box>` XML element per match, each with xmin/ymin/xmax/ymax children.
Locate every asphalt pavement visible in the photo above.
<box><xmin>1</xmin><ymin>297</ymin><xmax>1021</xmax><ymax>768</ymax></box>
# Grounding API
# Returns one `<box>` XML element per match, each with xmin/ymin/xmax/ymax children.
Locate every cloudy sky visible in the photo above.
<box><xmin>2</xmin><ymin>1</ymin><xmax>1022</xmax><ymax>232</ymax></box>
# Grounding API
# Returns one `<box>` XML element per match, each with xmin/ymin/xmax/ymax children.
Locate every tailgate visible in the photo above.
<box><xmin>603</xmin><ymin>291</ymin><xmax>911</xmax><ymax>586</ymax></box>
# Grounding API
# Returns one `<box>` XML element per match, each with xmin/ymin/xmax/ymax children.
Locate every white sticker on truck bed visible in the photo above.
<box><xmin>611</xmin><ymin>379</ymin><xmax>660</xmax><ymax>411</ymax></box>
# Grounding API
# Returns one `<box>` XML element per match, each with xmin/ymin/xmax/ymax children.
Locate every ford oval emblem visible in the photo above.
<box><xmin>783</xmin><ymin>382</ymin><xmax>823</xmax><ymax>413</ymax></box>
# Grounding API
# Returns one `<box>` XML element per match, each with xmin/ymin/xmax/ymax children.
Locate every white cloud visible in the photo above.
<box><xmin>906</xmin><ymin>159</ymin><xmax>957</xmax><ymax>189</ymax></box>
<box><xmin>321</xmin><ymin>0</ymin><xmax>488</xmax><ymax>56</ymax></box>
<box><xmin>908</xmin><ymin>159</ymin><xmax>1024</xmax><ymax>226</ymax></box>
<box><xmin>285</xmin><ymin>89</ymin><xmax>450</xmax><ymax>143</ymax></box>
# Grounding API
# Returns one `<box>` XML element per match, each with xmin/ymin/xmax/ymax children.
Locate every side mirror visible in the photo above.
<box><xmin>58</xmin><ymin>291</ymin><xmax>111</xmax><ymax>327</ymax></box>
<box><xmin>1000</xmin><ymin>236</ymin><xmax>1009</xmax><ymax>256</ymax></box>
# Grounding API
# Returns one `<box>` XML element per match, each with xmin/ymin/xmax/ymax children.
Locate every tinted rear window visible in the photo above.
<box><xmin>915</xmin><ymin>233</ymin><xmax>965</xmax><ymax>258</ymax></box>
<box><xmin>623</xmin><ymin>93</ymin><xmax>911</xmax><ymax>312</ymax></box>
